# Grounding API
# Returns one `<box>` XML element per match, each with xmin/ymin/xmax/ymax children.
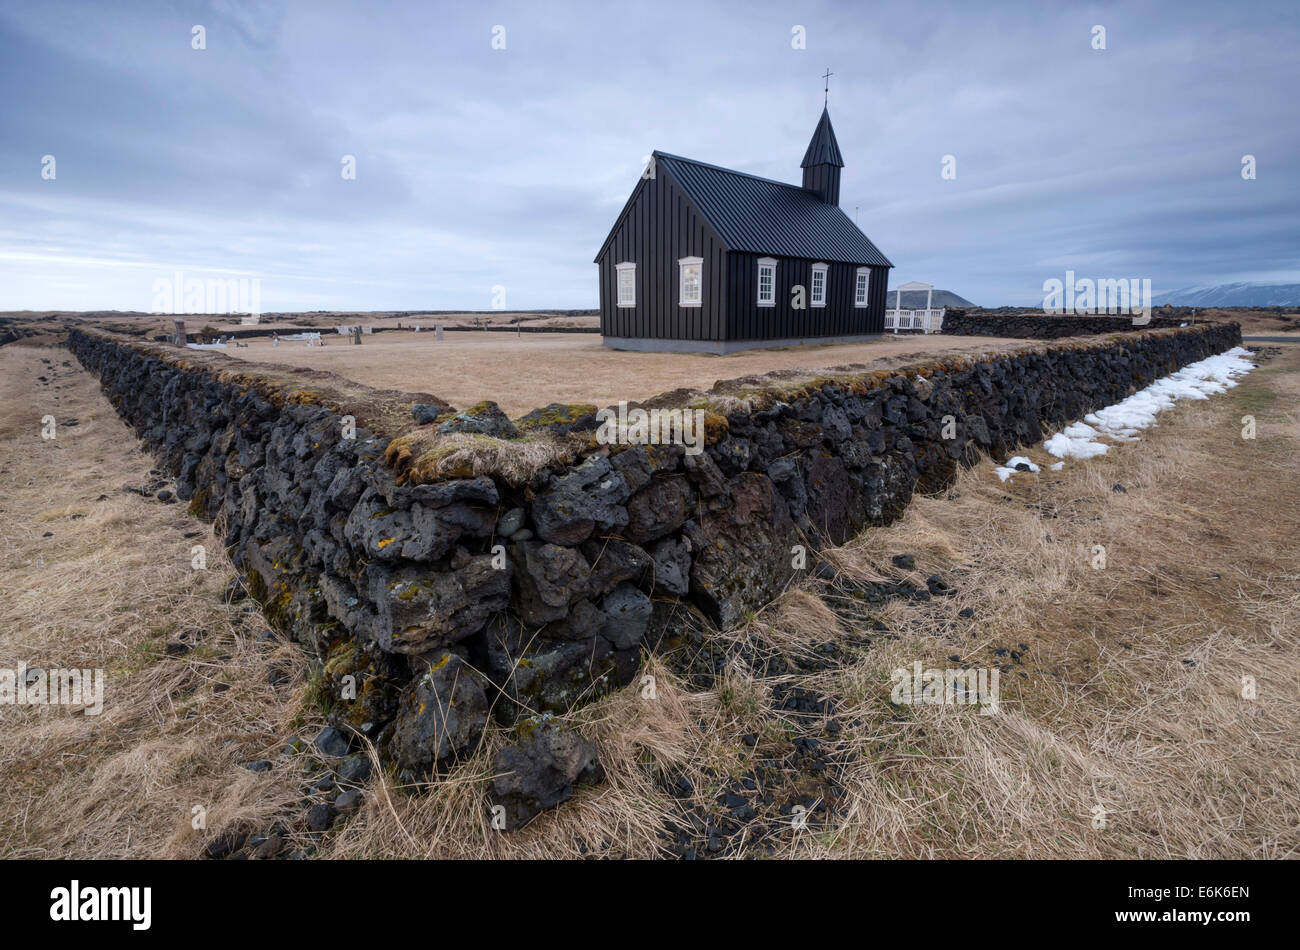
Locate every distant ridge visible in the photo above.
<box><xmin>1155</xmin><ymin>282</ymin><xmax>1300</xmax><ymax>307</ymax></box>
<box><xmin>886</xmin><ymin>289</ymin><xmax>977</xmax><ymax>309</ymax></box>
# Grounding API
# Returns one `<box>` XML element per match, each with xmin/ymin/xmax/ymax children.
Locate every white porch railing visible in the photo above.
<box><xmin>884</xmin><ymin>308</ymin><xmax>945</xmax><ymax>333</ymax></box>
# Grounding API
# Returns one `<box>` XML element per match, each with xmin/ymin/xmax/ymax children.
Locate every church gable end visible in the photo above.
<box><xmin>595</xmin><ymin>162</ymin><xmax>727</xmax><ymax>343</ymax></box>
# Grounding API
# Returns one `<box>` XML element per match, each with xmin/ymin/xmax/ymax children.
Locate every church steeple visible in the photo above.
<box><xmin>800</xmin><ymin>106</ymin><xmax>844</xmax><ymax>205</ymax></box>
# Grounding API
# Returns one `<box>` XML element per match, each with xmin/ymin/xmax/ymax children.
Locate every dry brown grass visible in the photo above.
<box><xmin>781</xmin><ymin>343</ymin><xmax>1300</xmax><ymax>857</ymax></box>
<box><xmin>327</xmin><ymin>342</ymin><xmax>1300</xmax><ymax>859</ymax></box>
<box><xmin>0</xmin><ymin>345</ymin><xmax>321</xmax><ymax>858</ymax></box>
<box><xmin>318</xmin><ymin>653</ymin><xmax>724</xmax><ymax>859</ymax></box>
<box><xmin>1186</xmin><ymin>308</ymin><xmax>1300</xmax><ymax>336</ymax></box>
<box><xmin>3</xmin><ymin>339</ymin><xmax>1296</xmax><ymax>860</ymax></box>
<box><xmin>383</xmin><ymin>429</ymin><xmax>584</xmax><ymax>488</ymax></box>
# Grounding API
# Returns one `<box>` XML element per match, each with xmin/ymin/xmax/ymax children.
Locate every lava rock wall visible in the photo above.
<box><xmin>68</xmin><ymin>322</ymin><xmax>1241</xmax><ymax>777</ymax></box>
<box><xmin>942</xmin><ymin>311</ymin><xmax>1187</xmax><ymax>337</ymax></box>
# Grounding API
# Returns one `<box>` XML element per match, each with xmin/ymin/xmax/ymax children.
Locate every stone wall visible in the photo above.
<box><xmin>942</xmin><ymin>310</ymin><xmax>1187</xmax><ymax>338</ymax></box>
<box><xmin>68</xmin><ymin>322</ymin><xmax>1241</xmax><ymax>780</ymax></box>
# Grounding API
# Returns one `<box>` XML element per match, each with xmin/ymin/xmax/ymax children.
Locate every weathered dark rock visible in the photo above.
<box><xmin>436</xmin><ymin>400</ymin><xmax>519</xmax><ymax>439</ymax></box>
<box><xmin>599</xmin><ymin>582</ymin><xmax>652</xmax><ymax>649</ymax></box>
<box><xmin>307</xmin><ymin>802</ymin><xmax>338</xmax><ymax>832</ymax></box>
<box><xmin>580</xmin><ymin>537</ymin><xmax>651</xmax><ymax>593</ymax></box>
<box><xmin>314</xmin><ymin>726</ymin><xmax>351</xmax><ymax>757</ymax></box>
<box><xmin>325</xmin><ymin>464</ymin><xmax>365</xmax><ymax>509</ymax></box>
<box><xmin>510</xmin><ymin>541</ymin><xmax>590</xmax><ymax>624</ymax></box>
<box><xmin>543</xmin><ymin>598</ymin><xmax>606</xmax><ymax>641</ymax></box>
<box><xmin>484</xmin><ymin>618</ymin><xmax>621</xmax><ymax>720</ymax></box>
<box><xmin>682</xmin><ymin>450</ymin><xmax>727</xmax><ymax>499</ymax></box>
<box><xmin>515</xmin><ymin>403</ymin><xmax>599</xmax><ymax>435</ymax></box>
<box><xmin>710</xmin><ymin>436</ymin><xmax>752</xmax><ymax>475</ymax></box>
<box><xmin>411</xmin><ymin>403</ymin><xmax>443</xmax><ymax>424</ymax></box>
<box><xmin>496</xmin><ymin>506</ymin><xmax>526</xmax><ymax>538</ymax></box>
<box><xmin>690</xmin><ymin>473</ymin><xmax>797</xmax><ymax>628</ymax></box>
<box><xmin>531</xmin><ymin>456</ymin><xmax>630</xmax><ymax>545</ymax></box>
<box><xmin>391</xmin><ymin>476</ymin><xmax>499</xmax><ymax>510</ymax></box>
<box><xmin>820</xmin><ymin>404</ymin><xmax>852</xmax><ymax>444</ymax></box>
<box><xmin>625</xmin><ymin>475</ymin><xmax>695</xmax><ymax>544</ymax></box>
<box><xmin>767</xmin><ymin>456</ymin><xmax>807</xmax><ymax>518</ymax></box>
<box><xmin>363</xmin><ymin>556</ymin><xmax>510</xmax><ymax>654</ymax></box>
<box><xmin>204</xmin><ymin>831</ymin><xmax>247</xmax><ymax>859</ymax></box>
<box><xmin>335</xmin><ymin>789</ymin><xmax>364</xmax><ymax>814</ymax></box>
<box><xmin>345</xmin><ymin>485</ymin><xmax>494</xmax><ymax>563</ymax></box>
<box><xmin>320</xmin><ymin>638</ymin><xmax>406</xmax><ymax>737</ymax></box>
<box><xmin>337</xmin><ymin>753</ymin><xmax>372</xmax><ymax>784</ymax></box>
<box><xmin>250</xmin><ymin>834</ymin><xmax>283</xmax><ymax>859</ymax></box>
<box><xmin>609</xmin><ymin>444</ymin><xmax>682</xmax><ymax>492</ymax></box>
<box><xmin>926</xmin><ymin>575</ymin><xmax>952</xmax><ymax>596</ymax></box>
<box><xmin>384</xmin><ymin>651</ymin><xmax>489</xmax><ymax>771</ymax></box>
<box><xmin>489</xmin><ymin>719</ymin><xmax>603</xmax><ymax>830</ymax></box>
<box><xmin>802</xmin><ymin>451</ymin><xmax>857</xmax><ymax>545</ymax></box>
<box><xmin>648</xmin><ymin>535</ymin><xmax>691</xmax><ymax>596</ymax></box>
<box><xmin>861</xmin><ymin>454</ymin><xmax>916</xmax><ymax>524</ymax></box>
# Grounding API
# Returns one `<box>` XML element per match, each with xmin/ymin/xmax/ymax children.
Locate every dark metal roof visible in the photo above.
<box><xmin>654</xmin><ymin>151</ymin><xmax>892</xmax><ymax>267</ymax></box>
<box><xmin>801</xmin><ymin>107</ymin><xmax>844</xmax><ymax>168</ymax></box>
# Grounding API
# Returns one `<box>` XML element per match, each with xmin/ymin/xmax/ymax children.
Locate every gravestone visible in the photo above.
<box><xmin>435</xmin><ymin>324</ymin><xmax>444</xmax><ymax>341</ymax></box>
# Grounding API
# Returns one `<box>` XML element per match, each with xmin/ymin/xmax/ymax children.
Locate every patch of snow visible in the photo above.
<box><xmin>992</xmin><ymin>347</ymin><xmax>1255</xmax><ymax>482</ymax></box>
<box><xmin>1044</xmin><ymin>421</ymin><xmax>1109</xmax><ymax>459</ymax></box>
<box><xmin>1043</xmin><ymin>346</ymin><xmax>1255</xmax><ymax>466</ymax></box>
<box><xmin>993</xmin><ymin>456</ymin><xmax>1041</xmax><ymax>482</ymax></box>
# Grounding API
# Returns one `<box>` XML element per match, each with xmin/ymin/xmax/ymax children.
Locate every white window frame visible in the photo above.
<box><xmin>756</xmin><ymin>257</ymin><xmax>777</xmax><ymax>308</ymax></box>
<box><xmin>810</xmin><ymin>262</ymin><xmax>829</xmax><ymax>308</ymax></box>
<box><xmin>615</xmin><ymin>261</ymin><xmax>636</xmax><ymax>308</ymax></box>
<box><xmin>855</xmin><ymin>267</ymin><xmax>870</xmax><ymax>308</ymax></box>
<box><xmin>678</xmin><ymin>256</ymin><xmax>703</xmax><ymax>308</ymax></box>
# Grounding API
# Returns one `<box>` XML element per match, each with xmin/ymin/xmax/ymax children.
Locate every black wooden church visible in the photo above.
<box><xmin>595</xmin><ymin>106</ymin><xmax>893</xmax><ymax>353</ymax></box>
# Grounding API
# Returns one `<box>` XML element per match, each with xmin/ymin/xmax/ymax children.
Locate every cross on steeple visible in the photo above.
<box><xmin>822</xmin><ymin>68</ymin><xmax>833</xmax><ymax>105</ymax></box>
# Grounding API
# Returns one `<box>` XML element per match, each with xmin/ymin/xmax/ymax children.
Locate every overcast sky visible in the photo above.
<box><xmin>1</xmin><ymin>0</ymin><xmax>1297</xmax><ymax>312</ymax></box>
